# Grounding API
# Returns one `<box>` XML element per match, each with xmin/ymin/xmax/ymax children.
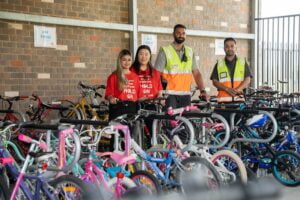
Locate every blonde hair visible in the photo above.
<box><xmin>116</xmin><ymin>49</ymin><xmax>132</xmax><ymax>90</ymax></box>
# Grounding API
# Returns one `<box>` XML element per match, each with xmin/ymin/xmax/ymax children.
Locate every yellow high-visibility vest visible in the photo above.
<box><xmin>162</xmin><ymin>45</ymin><xmax>193</xmax><ymax>95</ymax></box>
<box><xmin>217</xmin><ymin>57</ymin><xmax>246</xmax><ymax>102</ymax></box>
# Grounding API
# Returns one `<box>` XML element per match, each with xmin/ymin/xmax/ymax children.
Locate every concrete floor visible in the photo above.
<box><xmin>279</xmin><ymin>186</ymin><xmax>300</xmax><ymax>200</ymax></box>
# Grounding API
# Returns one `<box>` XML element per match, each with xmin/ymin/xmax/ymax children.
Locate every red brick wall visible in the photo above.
<box><xmin>0</xmin><ymin>0</ymin><xmax>129</xmax><ymax>23</ymax></box>
<box><xmin>0</xmin><ymin>0</ymin><xmax>252</xmax><ymax>104</ymax></box>
<box><xmin>0</xmin><ymin>20</ymin><xmax>129</xmax><ymax>102</ymax></box>
<box><xmin>138</xmin><ymin>0</ymin><xmax>251</xmax><ymax>33</ymax></box>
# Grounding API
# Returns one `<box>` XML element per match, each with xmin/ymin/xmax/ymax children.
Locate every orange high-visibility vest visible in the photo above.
<box><xmin>217</xmin><ymin>57</ymin><xmax>246</xmax><ymax>103</ymax></box>
<box><xmin>162</xmin><ymin>45</ymin><xmax>193</xmax><ymax>95</ymax></box>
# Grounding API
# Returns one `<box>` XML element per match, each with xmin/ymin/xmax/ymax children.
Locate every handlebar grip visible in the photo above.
<box><xmin>0</xmin><ymin>157</ymin><xmax>15</xmax><ymax>165</ymax></box>
<box><xmin>112</xmin><ymin>124</ymin><xmax>129</xmax><ymax>130</ymax></box>
<box><xmin>18</xmin><ymin>134</ymin><xmax>33</xmax><ymax>143</ymax></box>
<box><xmin>59</xmin><ymin>127</ymin><xmax>74</xmax><ymax>135</ymax></box>
<box><xmin>96</xmin><ymin>85</ymin><xmax>106</xmax><ymax>89</ymax></box>
<box><xmin>59</xmin><ymin>118</ymin><xmax>108</xmax><ymax>126</ymax></box>
<box><xmin>214</xmin><ymin>108</ymin><xmax>260</xmax><ymax>114</ymax></box>
<box><xmin>39</xmin><ymin>141</ymin><xmax>48</xmax><ymax>151</ymax></box>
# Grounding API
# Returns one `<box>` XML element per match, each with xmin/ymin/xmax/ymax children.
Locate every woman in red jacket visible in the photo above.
<box><xmin>132</xmin><ymin>45</ymin><xmax>163</xmax><ymax>102</ymax></box>
<box><xmin>131</xmin><ymin>45</ymin><xmax>163</xmax><ymax>148</ymax></box>
<box><xmin>105</xmin><ymin>49</ymin><xmax>140</xmax><ymax>120</ymax></box>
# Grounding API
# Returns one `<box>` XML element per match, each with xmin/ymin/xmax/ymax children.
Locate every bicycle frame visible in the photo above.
<box><xmin>45</xmin><ymin>127</ymin><xmax>81</xmax><ymax>173</ymax></box>
<box><xmin>131</xmin><ymin>139</ymin><xmax>181</xmax><ymax>186</ymax></box>
<box><xmin>1</xmin><ymin>134</ymin><xmax>57</xmax><ymax>200</ymax></box>
<box><xmin>80</xmin><ymin>124</ymin><xmax>136</xmax><ymax>199</ymax></box>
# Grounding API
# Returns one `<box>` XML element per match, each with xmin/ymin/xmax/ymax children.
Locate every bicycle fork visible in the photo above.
<box><xmin>10</xmin><ymin>143</ymin><xmax>36</xmax><ymax>200</ymax></box>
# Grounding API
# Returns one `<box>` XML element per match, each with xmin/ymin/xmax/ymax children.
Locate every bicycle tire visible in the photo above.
<box><xmin>130</xmin><ymin>170</ymin><xmax>162</xmax><ymax>195</ymax></box>
<box><xmin>177</xmin><ymin>156</ymin><xmax>222</xmax><ymax>193</ymax></box>
<box><xmin>272</xmin><ymin>150</ymin><xmax>300</xmax><ymax>187</ymax></box>
<box><xmin>60</xmin><ymin>100</ymin><xmax>84</xmax><ymax>130</ymax></box>
<box><xmin>210</xmin><ymin>149</ymin><xmax>248</xmax><ymax>184</ymax></box>
<box><xmin>0</xmin><ymin>173</ymin><xmax>10</xmax><ymax>200</ymax></box>
<box><xmin>132</xmin><ymin>120</ymin><xmax>144</xmax><ymax>149</ymax></box>
<box><xmin>49</xmin><ymin>174</ymin><xmax>93</xmax><ymax>199</ymax></box>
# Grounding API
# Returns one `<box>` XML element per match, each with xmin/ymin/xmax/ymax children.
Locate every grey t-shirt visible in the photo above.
<box><xmin>210</xmin><ymin>56</ymin><xmax>253</xmax><ymax>81</ymax></box>
<box><xmin>154</xmin><ymin>43</ymin><xmax>198</xmax><ymax>72</ymax></box>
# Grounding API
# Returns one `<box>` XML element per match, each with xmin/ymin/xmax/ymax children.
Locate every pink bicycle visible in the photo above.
<box><xmin>79</xmin><ymin>124</ymin><xmax>137</xmax><ymax>200</ymax></box>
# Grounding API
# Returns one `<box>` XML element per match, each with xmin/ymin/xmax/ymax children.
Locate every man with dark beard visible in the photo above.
<box><xmin>210</xmin><ymin>37</ymin><xmax>252</xmax><ymax>103</ymax></box>
<box><xmin>155</xmin><ymin>24</ymin><xmax>208</xmax><ymax>109</ymax></box>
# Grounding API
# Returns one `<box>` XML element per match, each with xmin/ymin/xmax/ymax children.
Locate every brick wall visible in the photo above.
<box><xmin>0</xmin><ymin>20</ymin><xmax>129</xmax><ymax>103</ymax></box>
<box><xmin>138</xmin><ymin>0</ymin><xmax>251</xmax><ymax>33</ymax></box>
<box><xmin>0</xmin><ymin>0</ymin><xmax>252</xmax><ymax>106</ymax></box>
<box><xmin>0</xmin><ymin>0</ymin><xmax>129</xmax><ymax>23</ymax></box>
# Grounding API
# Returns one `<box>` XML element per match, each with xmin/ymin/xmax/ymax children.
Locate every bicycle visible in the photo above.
<box><xmin>0</xmin><ymin>122</ymin><xmax>88</xmax><ymax>200</ymax></box>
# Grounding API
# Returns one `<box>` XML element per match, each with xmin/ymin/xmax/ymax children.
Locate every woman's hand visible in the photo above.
<box><xmin>108</xmin><ymin>96</ymin><xmax>118</xmax><ymax>104</ymax></box>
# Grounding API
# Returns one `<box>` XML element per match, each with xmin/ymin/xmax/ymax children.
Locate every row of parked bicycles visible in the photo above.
<box><xmin>0</xmin><ymin>82</ymin><xmax>300</xmax><ymax>200</ymax></box>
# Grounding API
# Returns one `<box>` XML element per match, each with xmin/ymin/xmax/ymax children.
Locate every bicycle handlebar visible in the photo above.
<box><xmin>60</xmin><ymin>118</ymin><xmax>108</xmax><ymax>126</ymax></box>
<box><xmin>78</xmin><ymin>81</ymin><xmax>106</xmax><ymax>91</ymax></box>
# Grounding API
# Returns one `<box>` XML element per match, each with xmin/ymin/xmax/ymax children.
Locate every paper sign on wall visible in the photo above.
<box><xmin>141</xmin><ymin>34</ymin><xmax>157</xmax><ymax>54</ymax></box>
<box><xmin>215</xmin><ymin>39</ymin><xmax>225</xmax><ymax>55</ymax></box>
<box><xmin>34</xmin><ymin>25</ymin><xmax>57</xmax><ymax>48</ymax></box>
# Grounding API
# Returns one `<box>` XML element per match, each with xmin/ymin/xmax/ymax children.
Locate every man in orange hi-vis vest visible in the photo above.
<box><xmin>155</xmin><ymin>24</ymin><xmax>209</xmax><ymax>109</ymax></box>
<box><xmin>210</xmin><ymin>37</ymin><xmax>252</xmax><ymax>103</ymax></box>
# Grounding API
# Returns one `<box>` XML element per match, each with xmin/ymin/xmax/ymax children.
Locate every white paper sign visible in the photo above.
<box><xmin>141</xmin><ymin>34</ymin><xmax>157</xmax><ymax>54</ymax></box>
<box><xmin>34</xmin><ymin>25</ymin><xmax>57</xmax><ymax>48</ymax></box>
<box><xmin>215</xmin><ymin>39</ymin><xmax>225</xmax><ymax>55</ymax></box>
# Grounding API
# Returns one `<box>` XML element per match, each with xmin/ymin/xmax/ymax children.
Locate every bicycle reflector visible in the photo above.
<box><xmin>116</xmin><ymin>172</ymin><xmax>124</xmax><ymax>179</ymax></box>
<box><xmin>41</xmin><ymin>162</ymin><xmax>48</xmax><ymax>170</ymax></box>
<box><xmin>246</xmin><ymin>114</ymin><xmax>268</xmax><ymax>128</ymax></box>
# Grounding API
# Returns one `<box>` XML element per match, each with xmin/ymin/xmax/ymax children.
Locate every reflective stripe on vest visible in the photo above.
<box><xmin>162</xmin><ymin>45</ymin><xmax>193</xmax><ymax>95</ymax></box>
<box><xmin>217</xmin><ymin>57</ymin><xmax>246</xmax><ymax>103</ymax></box>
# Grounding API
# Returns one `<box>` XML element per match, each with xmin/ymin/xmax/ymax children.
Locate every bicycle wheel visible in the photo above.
<box><xmin>177</xmin><ymin>156</ymin><xmax>222</xmax><ymax>193</ymax></box>
<box><xmin>49</xmin><ymin>175</ymin><xmax>92</xmax><ymax>199</ymax></box>
<box><xmin>131</xmin><ymin>120</ymin><xmax>144</xmax><ymax>149</ymax></box>
<box><xmin>59</xmin><ymin>100</ymin><xmax>84</xmax><ymax>131</ymax></box>
<box><xmin>272</xmin><ymin>150</ymin><xmax>300</xmax><ymax>187</ymax></box>
<box><xmin>210</xmin><ymin>149</ymin><xmax>248</xmax><ymax>184</ymax></box>
<box><xmin>130</xmin><ymin>170</ymin><xmax>161</xmax><ymax>195</ymax></box>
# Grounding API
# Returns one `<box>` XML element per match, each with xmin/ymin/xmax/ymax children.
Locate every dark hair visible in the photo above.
<box><xmin>224</xmin><ymin>37</ymin><xmax>236</xmax><ymax>45</ymax></box>
<box><xmin>132</xmin><ymin>45</ymin><xmax>153</xmax><ymax>77</ymax></box>
<box><xmin>173</xmin><ymin>24</ymin><xmax>186</xmax><ymax>32</ymax></box>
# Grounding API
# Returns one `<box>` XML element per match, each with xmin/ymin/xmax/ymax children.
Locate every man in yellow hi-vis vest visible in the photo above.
<box><xmin>210</xmin><ymin>38</ymin><xmax>252</xmax><ymax>103</ymax></box>
<box><xmin>155</xmin><ymin>24</ymin><xmax>208</xmax><ymax>109</ymax></box>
